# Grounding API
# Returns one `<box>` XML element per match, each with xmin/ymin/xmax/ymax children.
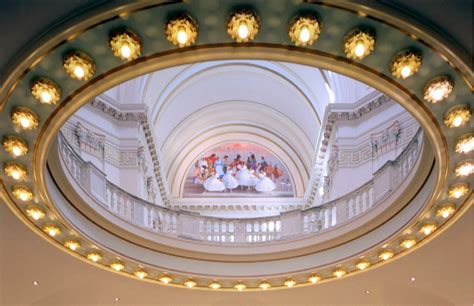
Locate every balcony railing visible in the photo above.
<box><xmin>57</xmin><ymin>127</ymin><xmax>422</xmax><ymax>244</ymax></box>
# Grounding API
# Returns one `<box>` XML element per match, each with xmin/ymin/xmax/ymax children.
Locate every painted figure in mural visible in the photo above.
<box><xmin>258</xmin><ymin>156</ymin><xmax>268</xmax><ymax>172</ymax></box>
<box><xmin>203</xmin><ymin>173</ymin><xmax>225</xmax><ymax>192</ymax></box>
<box><xmin>214</xmin><ymin>156</ymin><xmax>224</xmax><ymax>178</ymax></box>
<box><xmin>223</xmin><ymin>155</ymin><xmax>229</xmax><ymax>174</ymax></box>
<box><xmin>273</xmin><ymin>165</ymin><xmax>283</xmax><ymax>181</ymax></box>
<box><xmin>236</xmin><ymin>164</ymin><xmax>253</xmax><ymax>189</ymax></box>
<box><xmin>255</xmin><ymin>171</ymin><xmax>276</xmax><ymax>193</ymax></box>
<box><xmin>193</xmin><ymin>160</ymin><xmax>203</xmax><ymax>184</ymax></box>
<box><xmin>223</xmin><ymin>169</ymin><xmax>239</xmax><ymax>191</ymax></box>
<box><xmin>184</xmin><ymin>143</ymin><xmax>292</xmax><ymax>197</ymax></box>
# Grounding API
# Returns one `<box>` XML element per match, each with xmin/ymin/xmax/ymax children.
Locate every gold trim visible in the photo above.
<box><xmin>32</xmin><ymin>45</ymin><xmax>445</xmax><ymax>265</ymax></box>
<box><xmin>30</xmin><ymin>78</ymin><xmax>62</xmax><ymax>105</ymax></box>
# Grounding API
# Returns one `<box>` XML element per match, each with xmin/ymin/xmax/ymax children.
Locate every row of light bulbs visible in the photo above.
<box><xmin>1</xmin><ymin>8</ymin><xmax>472</xmax><ymax>291</ymax></box>
<box><xmin>28</xmin><ymin>199</ymin><xmax>456</xmax><ymax>291</ymax></box>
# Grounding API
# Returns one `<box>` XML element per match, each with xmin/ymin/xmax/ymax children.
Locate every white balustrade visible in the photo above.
<box><xmin>57</xmin><ymin>127</ymin><xmax>422</xmax><ymax>244</ymax></box>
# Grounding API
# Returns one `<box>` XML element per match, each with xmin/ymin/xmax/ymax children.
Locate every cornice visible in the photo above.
<box><xmin>306</xmin><ymin>93</ymin><xmax>393</xmax><ymax>205</ymax></box>
<box><xmin>90</xmin><ymin>97</ymin><xmax>170</xmax><ymax>206</ymax></box>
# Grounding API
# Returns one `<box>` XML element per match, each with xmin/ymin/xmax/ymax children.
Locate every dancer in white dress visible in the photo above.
<box><xmin>248</xmin><ymin>170</ymin><xmax>259</xmax><ymax>188</ymax></box>
<box><xmin>203</xmin><ymin>174</ymin><xmax>225</xmax><ymax>192</ymax></box>
<box><xmin>255</xmin><ymin>172</ymin><xmax>276</xmax><ymax>193</ymax></box>
<box><xmin>236</xmin><ymin>165</ymin><xmax>252</xmax><ymax>188</ymax></box>
<box><xmin>223</xmin><ymin>169</ymin><xmax>239</xmax><ymax>191</ymax></box>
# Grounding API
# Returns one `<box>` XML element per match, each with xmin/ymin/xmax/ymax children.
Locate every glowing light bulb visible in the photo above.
<box><xmin>456</xmin><ymin>136</ymin><xmax>474</xmax><ymax>154</ymax></box>
<box><xmin>238</xmin><ymin>22</ymin><xmax>249</xmax><ymax>39</ymax></box>
<box><xmin>177</xmin><ymin>29</ymin><xmax>188</xmax><ymax>45</ymax></box>
<box><xmin>110</xmin><ymin>262</ymin><xmax>124</xmax><ymax>271</ymax></box>
<box><xmin>19</xmin><ymin>192</ymin><xmax>29</xmax><ymax>201</ymax></box>
<box><xmin>400</xmin><ymin>237</ymin><xmax>416</xmax><ymax>249</ymax></box>
<box><xmin>209</xmin><ymin>282</ymin><xmax>221</xmax><ymax>290</ymax></box>
<box><xmin>284</xmin><ymin>279</ymin><xmax>296</xmax><ymax>288</ymax></box>
<box><xmin>31</xmin><ymin>211</ymin><xmax>42</xmax><ymax>220</ymax></box>
<box><xmin>401</xmin><ymin>66</ymin><xmax>412</xmax><ymax>78</ymax></box>
<box><xmin>259</xmin><ymin>281</ymin><xmax>271</xmax><ymax>290</ymax></box>
<box><xmin>73</xmin><ymin>66</ymin><xmax>85</xmax><ymax>79</ymax></box>
<box><xmin>26</xmin><ymin>207</ymin><xmax>45</xmax><ymax>220</ymax></box>
<box><xmin>431</xmin><ymin>88</ymin><xmax>445</xmax><ymax>102</ymax></box>
<box><xmin>455</xmin><ymin>162</ymin><xmax>473</xmax><ymax>176</ymax></box>
<box><xmin>40</xmin><ymin>91</ymin><xmax>52</xmax><ymax>103</ymax></box>
<box><xmin>454</xmin><ymin>190</ymin><xmax>462</xmax><ymax>198</ymax></box>
<box><xmin>354</xmin><ymin>43</ymin><xmax>365</xmax><ymax>57</ymax></box>
<box><xmin>184</xmin><ymin>279</ymin><xmax>196</xmax><ymax>288</ymax></box>
<box><xmin>12</xmin><ymin>146</ymin><xmax>22</xmax><ymax>157</ymax></box>
<box><xmin>159</xmin><ymin>275</ymin><xmax>172</xmax><ymax>284</ymax></box>
<box><xmin>299</xmin><ymin>26</ymin><xmax>310</xmax><ymax>42</ymax></box>
<box><xmin>356</xmin><ymin>260</ymin><xmax>370</xmax><ymax>270</ymax></box>
<box><xmin>420</xmin><ymin>223</ymin><xmax>437</xmax><ymax>235</ymax></box>
<box><xmin>452</xmin><ymin>116</ymin><xmax>463</xmax><ymax>127</ymax></box>
<box><xmin>120</xmin><ymin>44</ymin><xmax>131</xmax><ymax>58</ymax></box>
<box><xmin>64</xmin><ymin>240</ymin><xmax>80</xmax><ymax>251</ymax></box>
<box><xmin>11</xmin><ymin>170</ymin><xmax>21</xmax><ymax>180</ymax></box>
<box><xmin>20</xmin><ymin>117</ymin><xmax>31</xmax><ymax>128</ymax></box>
<box><xmin>308</xmin><ymin>275</ymin><xmax>321</xmax><ymax>284</ymax></box>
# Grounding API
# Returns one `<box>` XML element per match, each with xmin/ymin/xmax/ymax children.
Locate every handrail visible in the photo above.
<box><xmin>56</xmin><ymin>127</ymin><xmax>423</xmax><ymax>244</ymax></box>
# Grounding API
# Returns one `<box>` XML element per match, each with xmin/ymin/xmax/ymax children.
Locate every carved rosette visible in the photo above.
<box><xmin>2</xmin><ymin>135</ymin><xmax>29</xmax><ymax>157</ymax></box>
<box><xmin>165</xmin><ymin>15</ymin><xmax>198</xmax><ymax>47</ymax></box>
<box><xmin>30</xmin><ymin>78</ymin><xmax>61</xmax><ymax>104</ymax></box>
<box><xmin>423</xmin><ymin>76</ymin><xmax>454</xmax><ymax>103</ymax></box>
<box><xmin>109</xmin><ymin>30</ymin><xmax>142</xmax><ymax>61</ymax></box>
<box><xmin>288</xmin><ymin>15</ymin><xmax>321</xmax><ymax>46</ymax></box>
<box><xmin>343</xmin><ymin>29</ymin><xmax>375</xmax><ymax>60</ymax></box>
<box><xmin>11</xmin><ymin>107</ymin><xmax>39</xmax><ymax>130</ymax></box>
<box><xmin>443</xmin><ymin>105</ymin><xmax>471</xmax><ymax>128</ymax></box>
<box><xmin>63</xmin><ymin>51</ymin><xmax>96</xmax><ymax>81</ymax></box>
<box><xmin>390</xmin><ymin>50</ymin><xmax>422</xmax><ymax>79</ymax></box>
<box><xmin>227</xmin><ymin>10</ymin><xmax>260</xmax><ymax>42</ymax></box>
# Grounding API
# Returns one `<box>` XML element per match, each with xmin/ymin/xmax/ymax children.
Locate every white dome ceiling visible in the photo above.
<box><xmin>100</xmin><ymin>60</ymin><xmax>375</xmax><ymax>197</ymax></box>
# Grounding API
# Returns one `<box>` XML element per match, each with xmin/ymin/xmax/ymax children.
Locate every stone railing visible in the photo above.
<box><xmin>57</xmin><ymin>127</ymin><xmax>422</xmax><ymax>244</ymax></box>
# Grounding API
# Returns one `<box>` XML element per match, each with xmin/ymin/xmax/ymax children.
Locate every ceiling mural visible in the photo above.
<box><xmin>184</xmin><ymin>142</ymin><xmax>293</xmax><ymax>198</ymax></box>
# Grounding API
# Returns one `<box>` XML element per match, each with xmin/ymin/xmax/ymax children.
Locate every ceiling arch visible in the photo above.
<box><xmin>161</xmin><ymin>100</ymin><xmax>314</xmax><ymax>174</ymax></box>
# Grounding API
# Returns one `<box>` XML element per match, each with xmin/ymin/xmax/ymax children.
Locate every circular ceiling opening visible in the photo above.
<box><xmin>1</xmin><ymin>0</ymin><xmax>470</xmax><ymax>292</ymax></box>
<box><xmin>49</xmin><ymin>59</ymin><xmax>432</xmax><ymax>261</ymax></box>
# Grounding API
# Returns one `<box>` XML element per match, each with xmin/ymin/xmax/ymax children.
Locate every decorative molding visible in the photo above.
<box><xmin>90</xmin><ymin>97</ymin><xmax>170</xmax><ymax>206</ymax></box>
<box><xmin>75</xmin><ymin>122</ymin><xmax>106</xmax><ymax>156</ymax></box>
<box><xmin>306</xmin><ymin>93</ymin><xmax>392</xmax><ymax>206</ymax></box>
<box><xmin>370</xmin><ymin>120</ymin><xmax>401</xmax><ymax>156</ymax></box>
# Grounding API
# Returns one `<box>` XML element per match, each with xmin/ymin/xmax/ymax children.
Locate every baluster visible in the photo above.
<box><xmin>355</xmin><ymin>194</ymin><xmax>361</xmax><ymax>215</ymax></box>
<box><xmin>348</xmin><ymin>198</ymin><xmax>354</xmax><ymax>218</ymax></box>
<box><xmin>331</xmin><ymin>205</ymin><xmax>337</xmax><ymax>226</ymax></box>
<box><xmin>362</xmin><ymin>190</ymin><xmax>368</xmax><ymax>212</ymax></box>
<box><xmin>368</xmin><ymin>186</ymin><xmax>374</xmax><ymax>208</ymax></box>
<box><xmin>172</xmin><ymin>214</ymin><xmax>177</xmax><ymax>233</ymax></box>
<box><xmin>324</xmin><ymin>208</ymin><xmax>330</xmax><ymax>229</ymax></box>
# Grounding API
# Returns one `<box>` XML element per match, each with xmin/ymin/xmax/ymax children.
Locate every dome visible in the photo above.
<box><xmin>0</xmin><ymin>0</ymin><xmax>471</xmax><ymax>296</ymax></box>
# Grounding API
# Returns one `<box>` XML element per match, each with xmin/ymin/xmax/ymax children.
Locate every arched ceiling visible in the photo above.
<box><xmin>100</xmin><ymin>60</ymin><xmax>374</xmax><ymax>196</ymax></box>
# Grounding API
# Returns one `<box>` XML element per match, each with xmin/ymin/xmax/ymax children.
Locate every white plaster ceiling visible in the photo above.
<box><xmin>100</xmin><ymin>60</ymin><xmax>372</xmax><ymax>197</ymax></box>
<box><xmin>0</xmin><ymin>1</ymin><xmax>472</xmax><ymax>305</ymax></box>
